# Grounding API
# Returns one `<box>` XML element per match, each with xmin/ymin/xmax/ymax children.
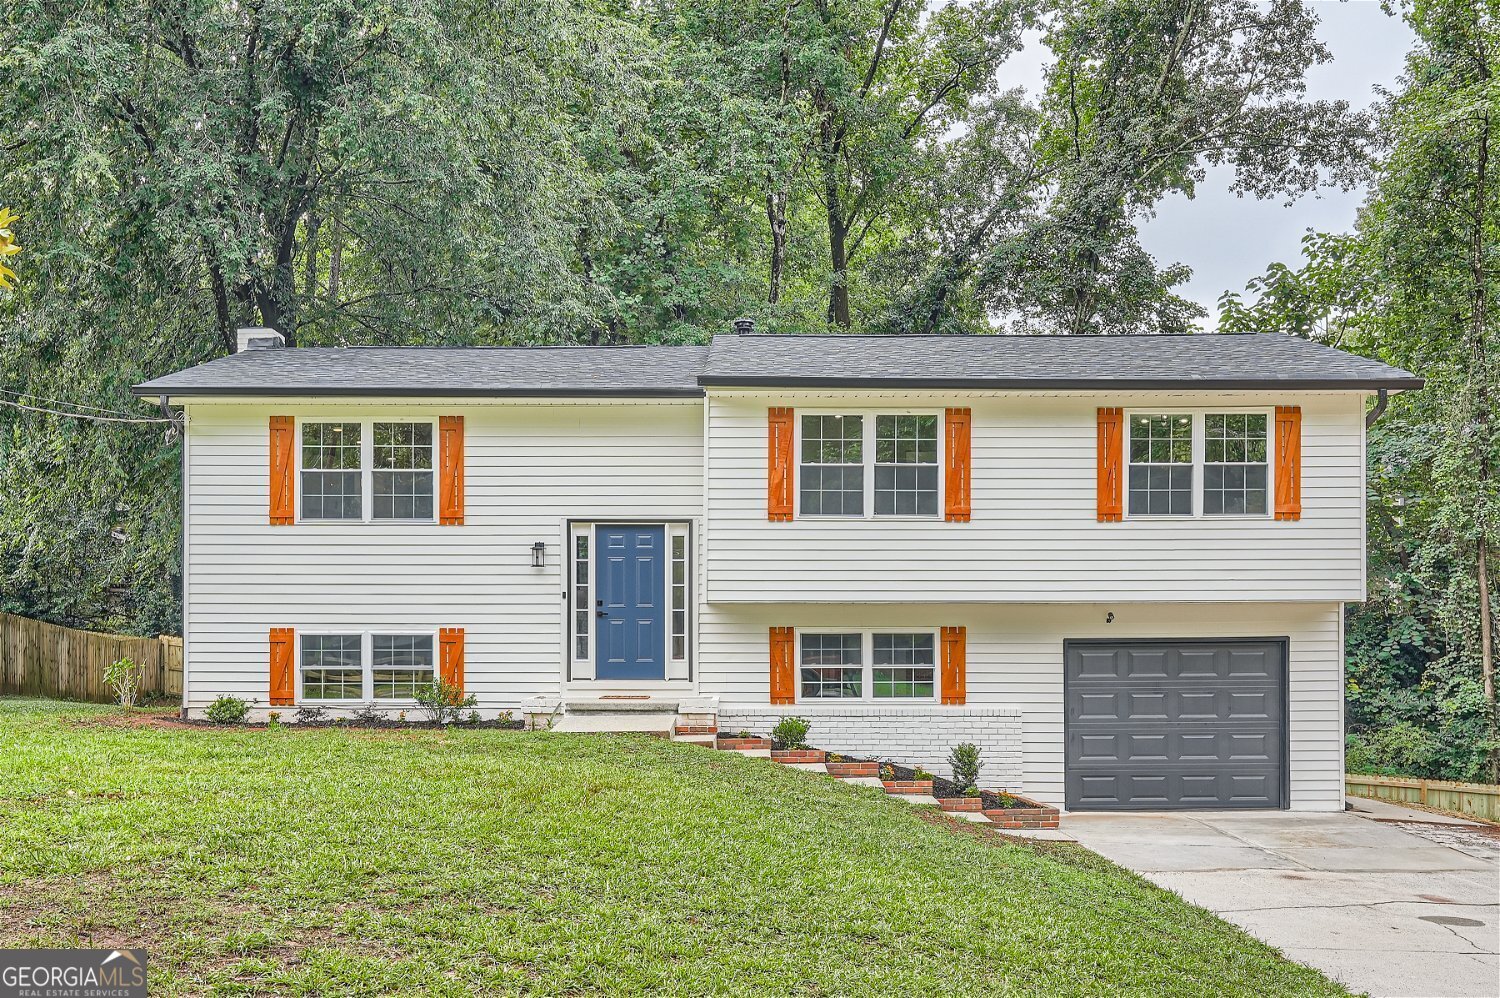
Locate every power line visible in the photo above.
<box><xmin>0</xmin><ymin>397</ymin><xmax>176</xmax><ymax>424</ymax></box>
<box><xmin>0</xmin><ymin>386</ymin><xmax>150</xmax><ymax>418</ymax></box>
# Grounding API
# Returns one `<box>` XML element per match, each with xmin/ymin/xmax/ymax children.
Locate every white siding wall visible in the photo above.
<box><xmin>699</xmin><ymin>601</ymin><xmax>1346</xmax><ymax>811</ymax></box>
<box><xmin>182</xmin><ymin>399</ymin><xmax>704</xmax><ymax>711</ymax></box>
<box><xmin>705</xmin><ymin>390</ymin><xmax>1367</xmax><ymax>602</ymax></box>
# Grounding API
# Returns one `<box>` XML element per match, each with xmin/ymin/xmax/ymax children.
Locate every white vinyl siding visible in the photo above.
<box><xmin>705</xmin><ymin>390</ymin><xmax>1367</xmax><ymax>602</ymax></box>
<box><xmin>696</xmin><ymin>600</ymin><xmax>1346</xmax><ymax>811</ymax></box>
<box><xmin>182</xmin><ymin>399</ymin><xmax>704</xmax><ymax>710</ymax></box>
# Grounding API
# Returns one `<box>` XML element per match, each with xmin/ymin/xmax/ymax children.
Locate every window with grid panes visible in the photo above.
<box><xmin>372</xmin><ymin>422</ymin><xmax>435</xmax><ymax>520</ymax></box>
<box><xmin>1204</xmin><ymin>414</ymin><xmax>1269</xmax><ymax>515</ymax></box>
<box><xmin>799</xmin><ymin>633</ymin><xmax>863</xmax><ymax>698</ymax></box>
<box><xmin>1128</xmin><ymin>414</ymin><xmax>1194</xmax><ymax>515</ymax></box>
<box><xmin>300</xmin><ymin>423</ymin><xmax>363</xmax><ymax>520</ymax></box>
<box><xmin>799</xmin><ymin>415</ymin><xmax>864</xmax><ymax>515</ymax></box>
<box><xmin>874</xmin><ymin>415</ymin><xmax>938</xmax><ymax>516</ymax></box>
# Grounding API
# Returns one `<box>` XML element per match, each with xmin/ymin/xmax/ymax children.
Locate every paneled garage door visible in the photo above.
<box><xmin>1064</xmin><ymin>639</ymin><xmax>1287</xmax><ymax>810</ymax></box>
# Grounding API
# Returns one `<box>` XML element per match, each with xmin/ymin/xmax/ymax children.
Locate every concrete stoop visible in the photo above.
<box><xmin>521</xmin><ymin>695</ymin><xmax>720</xmax><ymax>743</ymax></box>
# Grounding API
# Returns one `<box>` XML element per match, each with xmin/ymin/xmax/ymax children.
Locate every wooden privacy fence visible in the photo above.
<box><xmin>0</xmin><ymin>613</ymin><xmax>182</xmax><ymax>704</ymax></box>
<box><xmin>1346</xmin><ymin>772</ymin><xmax>1500</xmax><ymax>823</ymax></box>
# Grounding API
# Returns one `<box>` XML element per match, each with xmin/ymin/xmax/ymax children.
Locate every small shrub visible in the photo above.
<box><xmin>771</xmin><ymin>716</ymin><xmax>810</xmax><ymax>749</ymax></box>
<box><xmin>465</xmin><ymin>709</ymin><xmax>481</xmax><ymax>725</ymax></box>
<box><xmin>962</xmin><ymin>784</ymin><xmax>980</xmax><ymax>797</ymax></box>
<box><xmin>352</xmin><ymin>703</ymin><xmax>384</xmax><ymax>725</ymax></box>
<box><xmin>104</xmin><ymin>657</ymin><xmax>142</xmax><ymax>708</ymax></box>
<box><xmin>737</xmin><ymin>730</ymin><xmax>751</xmax><ymax>739</ymax></box>
<box><xmin>879</xmin><ymin>763</ymin><xmax>896</xmax><ymax>781</ymax></box>
<box><xmin>912</xmin><ymin>767</ymin><xmax>934</xmax><ymax>782</ymax></box>
<box><xmin>496</xmin><ymin>710</ymin><xmax>514</xmax><ymax>726</ymax></box>
<box><xmin>205</xmin><ymin>696</ymin><xmax>249</xmax><ymax>724</ymax></box>
<box><xmin>267</xmin><ymin>711</ymin><xmax>282</xmax><ymax>730</ymax></box>
<box><xmin>995</xmin><ymin>791</ymin><xmax>1017</xmax><ymax>808</ymax></box>
<box><xmin>949</xmin><ymin>742</ymin><xmax>982</xmax><ymax>791</ymax></box>
<box><xmin>294</xmin><ymin>705</ymin><xmax>329</xmax><ymax>724</ymax></box>
<box><xmin>413</xmin><ymin>678</ymin><xmax>478</xmax><ymax>725</ymax></box>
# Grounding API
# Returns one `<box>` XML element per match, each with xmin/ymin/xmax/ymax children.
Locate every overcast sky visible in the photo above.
<box><xmin>992</xmin><ymin>1</ymin><xmax>1414</xmax><ymax>330</ymax></box>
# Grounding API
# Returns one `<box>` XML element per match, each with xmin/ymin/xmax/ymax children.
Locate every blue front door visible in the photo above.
<box><xmin>595</xmin><ymin>525</ymin><xmax>666</xmax><ymax>681</ymax></box>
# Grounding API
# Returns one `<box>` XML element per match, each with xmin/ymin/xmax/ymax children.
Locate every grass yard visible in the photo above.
<box><xmin>0</xmin><ymin>700</ymin><xmax>1344</xmax><ymax>996</ymax></box>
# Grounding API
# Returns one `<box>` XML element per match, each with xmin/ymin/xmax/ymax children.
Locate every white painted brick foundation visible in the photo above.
<box><xmin>717</xmin><ymin>706</ymin><xmax>1023</xmax><ymax>788</ymax></box>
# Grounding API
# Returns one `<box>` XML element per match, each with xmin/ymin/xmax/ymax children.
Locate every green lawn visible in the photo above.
<box><xmin>0</xmin><ymin>700</ymin><xmax>1344</xmax><ymax>996</ymax></box>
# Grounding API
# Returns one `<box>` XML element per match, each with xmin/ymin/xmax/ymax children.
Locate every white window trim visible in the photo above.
<box><xmin>795</xmin><ymin>627</ymin><xmax>941</xmax><ymax>704</ymax></box>
<box><xmin>793</xmin><ymin>410</ymin><xmax>945</xmax><ymax>520</ymax></box>
<box><xmin>295</xmin><ymin>629</ymin><xmax>438</xmax><ymax>704</ymax></box>
<box><xmin>294</xmin><ymin>416</ymin><xmax>439</xmax><ymax>525</ymax></box>
<box><xmin>1122</xmin><ymin>408</ymin><xmax>1275</xmax><ymax>521</ymax></box>
<box><xmin>567</xmin><ymin>520</ymin><xmax>693</xmax><ymax>680</ymax></box>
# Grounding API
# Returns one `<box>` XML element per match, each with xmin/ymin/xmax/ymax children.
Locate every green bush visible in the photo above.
<box><xmin>205</xmin><ymin>696</ymin><xmax>249</xmax><ymax>724</ymax></box>
<box><xmin>948</xmin><ymin>742</ymin><xmax>981</xmax><ymax>790</ymax></box>
<box><xmin>103</xmin><ymin>657</ymin><xmax>141</xmax><ymax>708</ymax></box>
<box><xmin>771</xmin><ymin>716</ymin><xmax>810</xmax><ymax>749</ymax></box>
<box><xmin>413</xmin><ymin>679</ymin><xmax>478</xmax><ymax>725</ymax></box>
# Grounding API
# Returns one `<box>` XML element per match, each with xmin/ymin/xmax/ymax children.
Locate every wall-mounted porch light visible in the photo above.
<box><xmin>531</xmin><ymin>541</ymin><xmax>546</xmax><ymax>568</ymax></box>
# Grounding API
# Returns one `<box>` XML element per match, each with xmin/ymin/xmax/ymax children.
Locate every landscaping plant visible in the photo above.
<box><xmin>949</xmin><ymin>742</ymin><xmax>982</xmax><ymax>792</ymax></box>
<box><xmin>103</xmin><ymin>657</ymin><xmax>141</xmax><ymax>708</ymax></box>
<box><xmin>771</xmin><ymin>716</ymin><xmax>810</xmax><ymax>750</ymax></box>
<box><xmin>204</xmin><ymin>696</ymin><xmax>249</xmax><ymax>724</ymax></box>
<box><xmin>413</xmin><ymin>678</ymin><xmax>478</xmax><ymax>726</ymax></box>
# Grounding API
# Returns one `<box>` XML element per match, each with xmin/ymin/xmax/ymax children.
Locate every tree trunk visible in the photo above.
<box><xmin>827</xmin><ymin>187</ymin><xmax>851</xmax><ymax>328</ymax></box>
<box><xmin>1482</xmin><ymin>544</ymin><xmax>1496</xmax><ymax>780</ymax></box>
<box><xmin>767</xmin><ymin>190</ymin><xmax>788</xmax><ymax>305</ymax></box>
<box><xmin>1468</xmin><ymin>96</ymin><xmax>1495</xmax><ymax>776</ymax></box>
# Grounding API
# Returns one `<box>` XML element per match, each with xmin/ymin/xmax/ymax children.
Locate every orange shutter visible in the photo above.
<box><xmin>1097</xmin><ymin>407</ymin><xmax>1123</xmax><ymax>521</ymax></box>
<box><xmin>439</xmin><ymin>415</ymin><xmax>465</xmax><ymax>525</ymax></box>
<box><xmin>1275</xmin><ymin>406</ymin><xmax>1302</xmax><ymax>521</ymax></box>
<box><xmin>769</xmin><ymin>626</ymin><xmax>795</xmax><ymax>704</ymax></box>
<box><xmin>439</xmin><ymin>627</ymin><xmax>465</xmax><ymax>690</ymax></box>
<box><xmin>944</xmin><ymin>408</ymin><xmax>972</xmax><ymax>522</ymax></box>
<box><xmin>768</xmin><ymin>408</ymin><xmax>794</xmax><ymax>521</ymax></box>
<box><xmin>269</xmin><ymin>416</ymin><xmax>295</xmax><ymax>525</ymax></box>
<box><xmin>269</xmin><ymin>627</ymin><xmax>295</xmax><ymax>705</ymax></box>
<box><xmin>940</xmin><ymin>626</ymin><xmax>966</xmax><ymax>705</ymax></box>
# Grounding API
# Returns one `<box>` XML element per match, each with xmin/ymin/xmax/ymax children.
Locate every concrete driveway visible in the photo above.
<box><xmin>1066</xmin><ymin>804</ymin><xmax>1500</xmax><ymax>998</ymax></box>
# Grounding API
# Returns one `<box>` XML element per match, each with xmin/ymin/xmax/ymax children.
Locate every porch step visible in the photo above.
<box><xmin>550</xmin><ymin>712</ymin><xmax>676</xmax><ymax>736</ymax></box>
<box><xmin>564</xmin><ymin>698</ymin><xmax>680</xmax><ymax>714</ymax></box>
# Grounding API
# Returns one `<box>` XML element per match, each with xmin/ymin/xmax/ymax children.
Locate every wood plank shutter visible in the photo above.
<box><xmin>944</xmin><ymin>408</ymin><xmax>972</xmax><ymax>522</ymax></box>
<box><xmin>768</xmin><ymin>407</ymin><xmax>795</xmax><ymax>521</ymax></box>
<box><xmin>769</xmin><ymin>626</ymin><xmax>795</xmax><ymax>704</ymax></box>
<box><xmin>269</xmin><ymin>416</ymin><xmax>295</xmax><ymax>525</ymax></box>
<box><xmin>439</xmin><ymin>627</ymin><xmax>465</xmax><ymax>690</ymax></box>
<box><xmin>269</xmin><ymin>627</ymin><xmax>295</xmax><ymax>705</ymax></box>
<box><xmin>439</xmin><ymin>415</ymin><xmax>465</xmax><ymax>525</ymax></box>
<box><xmin>940</xmin><ymin>626</ymin><xmax>966</xmax><ymax>705</ymax></box>
<box><xmin>1275</xmin><ymin>405</ymin><xmax>1302</xmax><ymax>521</ymax></box>
<box><xmin>1096</xmin><ymin>407</ymin><xmax>1123</xmax><ymax>522</ymax></box>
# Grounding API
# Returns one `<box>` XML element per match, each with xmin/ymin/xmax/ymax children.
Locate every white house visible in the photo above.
<box><xmin>134</xmin><ymin>326</ymin><xmax>1422</xmax><ymax>812</ymax></box>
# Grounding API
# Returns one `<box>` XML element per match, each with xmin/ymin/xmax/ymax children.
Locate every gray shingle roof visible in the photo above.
<box><xmin>698</xmin><ymin>333</ymin><xmax>1423</xmax><ymax>390</ymax></box>
<box><xmin>133</xmin><ymin>332</ymin><xmax>1422</xmax><ymax>398</ymax></box>
<box><xmin>133</xmin><ymin>345</ymin><xmax>710</xmax><ymax>398</ymax></box>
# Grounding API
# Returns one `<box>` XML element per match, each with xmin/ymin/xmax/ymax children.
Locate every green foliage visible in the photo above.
<box><xmin>413</xmin><ymin>679</ymin><xmax>478</xmax><ymax>726</ymax></box>
<box><xmin>204</xmin><ymin>696</ymin><xmax>249</xmax><ymax>725</ymax></box>
<box><xmin>771</xmin><ymin>715</ymin><xmax>811</xmax><ymax>749</ymax></box>
<box><xmin>949</xmin><ymin>742</ymin><xmax>982</xmax><ymax>790</ymax></box>
<box><xmin>1221</xmin><ymin>0</ymin><xmax>1500</xmax><ymax>781</ymax></box>
<box><xmin>103</xmin><ymin>657</ymin><xmax>140</xmax><ymax>708</ymax></box>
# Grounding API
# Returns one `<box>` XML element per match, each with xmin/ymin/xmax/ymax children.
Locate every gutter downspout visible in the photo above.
<box><xmin>1365</xmin><ymin>389</ymin><xmax>1389</xmax><ymax>430</ymax></box>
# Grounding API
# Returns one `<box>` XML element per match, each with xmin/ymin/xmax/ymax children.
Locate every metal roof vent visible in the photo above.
<box><xmin>732</xmin><ymin>317</ymin><xmax>755</xmax><ymax>334</ymax></box>
<box><xmin>236</xmin><ymin>327</ymin><xmax>285</xmax><ymax>352</ymax></box>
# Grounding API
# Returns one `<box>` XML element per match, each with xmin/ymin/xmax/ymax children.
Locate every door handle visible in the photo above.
<box><xmin>596</xmin><ymin>608</ymin><xmax>608</xmax><ymax>617</ymax></box>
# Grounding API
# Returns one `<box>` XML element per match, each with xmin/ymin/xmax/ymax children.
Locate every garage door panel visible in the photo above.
<box><xmin>1066</xmin><ymin>639</ymin><xmax>1286</xmax><ymax>811</ymax></box>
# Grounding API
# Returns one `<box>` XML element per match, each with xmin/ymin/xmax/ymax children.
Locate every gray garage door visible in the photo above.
<box><xmin>1064</xmin><ymin>639</ymin><xmax>1287</xmax><ymax>810</ymax></box>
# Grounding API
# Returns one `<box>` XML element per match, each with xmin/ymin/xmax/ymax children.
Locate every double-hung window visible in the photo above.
<box><xmin>300</xmin><ymin>632</ymin><xmax>436</xmax><ymax>701</ymax></box>
<box><xmin>299</xmin><ymin>419</ymin><xmax>436</xmax><ymax>522</ymax></box>
<box><xmin>1127</xmin><ymin>411</ymin><xmax>1272</xmax><ymax>518</ymax></box>
<box><xmin>798</xmin><ymin>630</ymin><xmax>938</xmax><ymax>701</ymax></box>
<box><xmin>798</xmin><ymin>413</ymin><xmax>940</xmax><ymax>518</ymax></box>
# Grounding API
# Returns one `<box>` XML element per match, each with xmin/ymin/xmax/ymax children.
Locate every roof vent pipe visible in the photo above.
<box><xmin>236</xmin><ymin>327</ymin><xmax>285</xmax><ymax>352</ymax></box>
<box><xmin>732</xmin><ymin>317</ymin><xmax>755</xmax><ymax>335</ymax></box>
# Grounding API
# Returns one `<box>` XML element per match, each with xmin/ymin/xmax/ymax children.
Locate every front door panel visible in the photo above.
<box><xmin>595</xmin><ymin>525</ymin><xmax>666</xmax><ymax>681</ymax></box>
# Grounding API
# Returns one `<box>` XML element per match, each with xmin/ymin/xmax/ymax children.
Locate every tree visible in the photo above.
<box><xmin>972</xmin><ymin>0</ymin><xmax>1368</xmax><ymax>335</ymax></box>
<box><xmin>1221</xmin><ymin>0</ymin><xmax>1500</xmax><ymax>779</ymax></box>
<box><xmin>0</xmin><ymin>207</ymin><xmax>18</xmax><ymax>288</ymax></box>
